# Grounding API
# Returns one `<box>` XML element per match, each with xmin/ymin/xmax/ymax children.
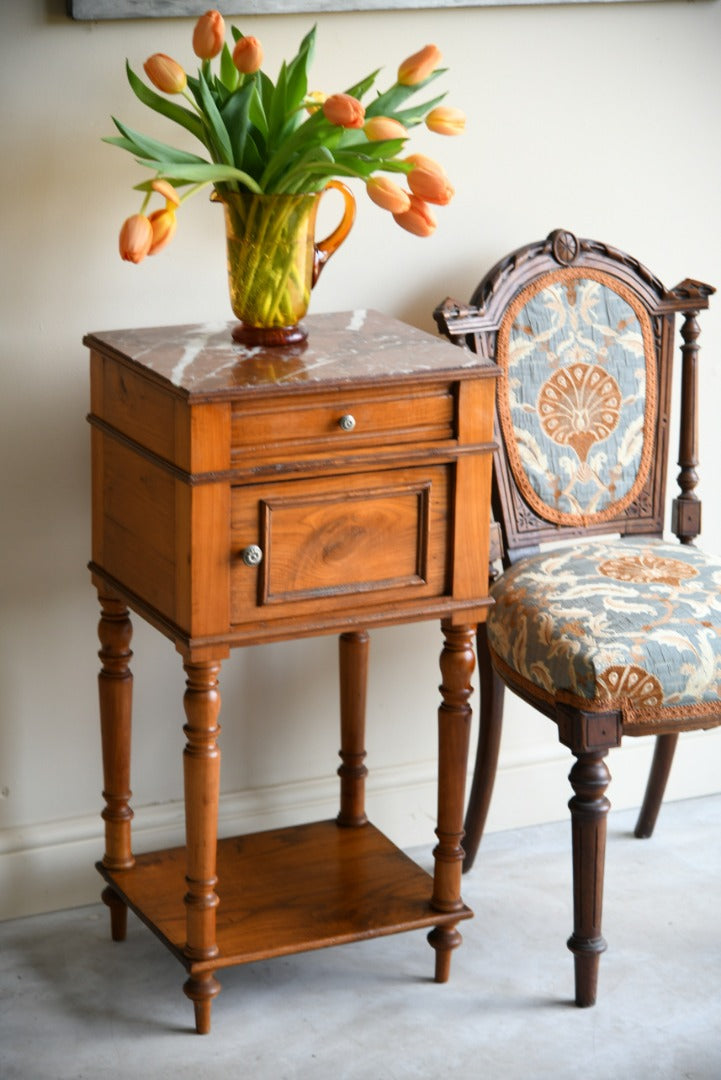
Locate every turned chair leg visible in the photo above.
<box><xmin>634</xmin><ymin>733</ymin><xmax>678</xmax><ymax>839</ymax></box>
<box><xmin>462</xmin><ymin>624</ymin><xmax>504</xmax><ymax>873</ymax></box>
<box><xmin>567</xmin><ymin>751</ymin><xmax>611</xmax><ymax>1007</ymax></box>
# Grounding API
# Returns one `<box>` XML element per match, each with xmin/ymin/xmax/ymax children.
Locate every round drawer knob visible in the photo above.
<box><xmin>240</xmin><ymin>544</ymin><xmax>263</xmax><ymax>567</ymax></box>
<box><xmin>338</xmin><ymin>413</ymin><xmax>356</xmax><ymax>432</ymax></box>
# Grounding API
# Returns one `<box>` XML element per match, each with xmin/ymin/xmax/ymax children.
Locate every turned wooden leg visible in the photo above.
<box><xmin>567</xmin><ymin>751</ymin><xmax>611</xmax><ymax>1007</ymax></box>
<box><xmin>634</xmin><ymin>734</ymin><xmax>678</xmax><ymax>839</ymax></box>
<box><xmin>337</xmin><ymin>630</ymin><xmax>369</xmax><ymax>828</ymax></box>
<box><xmin>428</xmin><ymin>621</ymin><xmax>475</xmax><ymax>983</ymax></box>
<box><xmin>181</xmin><ymin>659</ymin><xmax>223</xmax><ymax>1035</ymax></box>
<box><xmin>101</xmin><ymin>886</ymin><xmax>128</xmax><ymax>942</ymax></box>
<box><xmin>463</xmin><ymin>623</ymin><xmax>504</xmax><ymax>873</ymax></box>
<box><xmin>97</xmin><ymin>592</ymin><xmax>135</xmax><ymax>941</ymax></box>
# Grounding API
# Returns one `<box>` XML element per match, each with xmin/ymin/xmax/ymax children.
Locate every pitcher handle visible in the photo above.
<box><xmin>312</xmin><ymin>180</ymin><xmax>356</xmax><ymax>287</ymax></box>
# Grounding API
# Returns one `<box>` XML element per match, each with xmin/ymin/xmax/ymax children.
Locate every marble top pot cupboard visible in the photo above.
<box><xmin>86</xmin><ymin>309</ymin><xmax>497</xmax><ymax>1034</ymax></box>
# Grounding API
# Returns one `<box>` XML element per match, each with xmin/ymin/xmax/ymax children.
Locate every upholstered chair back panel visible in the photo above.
<box><xmin>497</xmin><ymin>268</ymin><xmax>657</xmax><ymax>529</ymax></box>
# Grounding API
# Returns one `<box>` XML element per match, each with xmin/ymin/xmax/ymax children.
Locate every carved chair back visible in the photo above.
<box><xmin>435</xmin><ymin>229</ymin><xmax>712</xmax><ymax>564</ymax></box>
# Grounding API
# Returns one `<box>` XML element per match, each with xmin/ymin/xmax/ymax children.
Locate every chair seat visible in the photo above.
<box><xmin>487</xmin><ymin>538</ymin><xmax>721</xmax><ymax>730</ymax></box>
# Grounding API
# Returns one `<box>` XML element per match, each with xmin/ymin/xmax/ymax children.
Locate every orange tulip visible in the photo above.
<box><xmin>366</xmin><ymin>176</ymin><xmax>411</xmax><ymax>215</ymax></box>
<box><xmin>397</xmin><ymin>44</ymin><xmax>442</xmax><ymax>87</ymax></box>
<box><xmin>232</xmin><ymin>35</ymin><xmax>264</xmax><ymax>75</ymax></box>
<box><xmin>143</xmin><ymin>53</ymin><xmax>187</xmax><ymax>95</ymax></box>
<box><xmin>363</xmin><ymin>116</ymin><xmax>408</xmax><ymax>142</ymax></box>
<box><xmin>405</xmin><ymin>154</ymin><xmax>454</xmax><ymax>206</ymax></box>
<box><xmin>322</xmin><ymin>93</ymin><xmax>365</xmax><ymax>129</ymax></box>
<box><xmin>426</xmin><ymin>106</ymin><xmax>466</xmax><ymax>136</ymax></box>
<box><xmin>192</xmin><ymin>9</ymin><xmax>225</xmax><ymax>59</ymax></box>
<box><xmin>151</xmin><ymin>179</ymin><xmax>181</xmax><ymax>207</ymax></box>
<box><xmin>147</xmin><ymin>208</ymin><xmax>177</xmax><ymax>255</ymax></box>
<box><xmin>119</xmin><ymin>214</ymin><xmax>153</xmax><ymax>263</ymax></box>
<box><xmin>392</xmin><ymin>194</ymin><xmax>437</xmax><ymax>238</ymax></box>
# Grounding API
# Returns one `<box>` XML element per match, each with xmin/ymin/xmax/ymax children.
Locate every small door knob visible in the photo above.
<box><xmin>240</xmin><ymin>544</ymin><xmax>263</xmax><ymax>567</ymax></box>
<box><xmin>338</xmin><ymin>413</ymin><xmax>356</xmax><ymax>432</ymax></box>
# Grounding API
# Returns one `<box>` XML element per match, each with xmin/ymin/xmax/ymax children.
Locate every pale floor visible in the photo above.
<box><xmin>2</xmin><ymin>794</ymin><xmax>720</xmax><ymax>1080</ymax></box>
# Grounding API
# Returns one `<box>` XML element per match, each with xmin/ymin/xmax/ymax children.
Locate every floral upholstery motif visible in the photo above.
<box><xmin>595</xmin><ymin>665</ymin><xmax>664</xmax><ymax>709</ymax></box>
<box><xmin>598</xmin><ymin>551</ymin><xmax>698</xmax><ymax>587</ymax></box>
<box><xmin>487</xmin><ymin>538</ymin><xmax>721</xmax><ymax>729</ymax></box>
<box><xmin>538</xmin><ymin>363</ymin><xmax>621</xmax><ymax>461</ymax></box>
<box><xmin>496</xmin><ymin>268</ymin><xmax>657</xmax><ymax>526</ymax></box>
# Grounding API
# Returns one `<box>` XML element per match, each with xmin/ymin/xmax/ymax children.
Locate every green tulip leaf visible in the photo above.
<box><xmin>267</xmin><ymin>61</ymin><xmax>290</xmax><ymax>149</ymax></box>
<box><xmin>284</xmin><ymin>25</ymin><xmax>315</xmax><ymax>113</ymax></box>
<box><xmin>220</xmin><ymin>79</ymin><xmax>256</xmax><ymax>169</ymax></box>
<box><xmin>135</xmin><ymin>158</ymin><xmax>263</xmax><ymax>193</ymax></box>
<box><xmin>219</xmin><ymin>43</ymin><xmax>240</xmax><ymax>93</ymax></box>
<box><xmin>344</xmin><ymin>70</ymin><xmax>381</xmax><ymax>102</ymax></box>
<box><xmin>392</xmin><ymin>92</ymin><xmax>448</xmax><ymax>128</ymax></box>
<box><xmin>108</xmin><ymin>118</ymin><xmax>210</xmax><ymax>165</ymax></box>
<box><xmin>125</xmin><ymin>62</ymin><xmax>205</xmax><ymax>144</ymax></box>
<box><xmin>248</xmin><ymin>79</ymin><xmax>269</xmax><ymax>141</ymax></box>
<box><xmin>364</xmin><ymin>69</ymin><xmax>446</xmax><ymax>118</ymax></box>
<box><xmin>197</xmin><ymin>67</ymin><xmax>234</xmax><ymax>166</ymax></box>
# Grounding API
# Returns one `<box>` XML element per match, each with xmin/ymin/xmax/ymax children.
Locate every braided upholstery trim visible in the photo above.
<box><xmin>490</xmin><ymin>648</ymin><xmax>721</xmax><ymax>735</ymax></box>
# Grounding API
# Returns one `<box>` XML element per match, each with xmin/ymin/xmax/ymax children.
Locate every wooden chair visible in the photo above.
<box><xmin>434</xmin><ymin>229</ymin><xmax>718</xmax><ymax>1006</ymax></box>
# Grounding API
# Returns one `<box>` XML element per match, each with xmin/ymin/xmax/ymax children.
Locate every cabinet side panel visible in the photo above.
<box><xmin>97</xmin><ymin>358</ymin><xmax>178</xmax><ymax>463</ymax></box>
<box><xmin>96</xmin><ymin>436</ymin><xmax>177</xmax><ymax>620</ymax></box>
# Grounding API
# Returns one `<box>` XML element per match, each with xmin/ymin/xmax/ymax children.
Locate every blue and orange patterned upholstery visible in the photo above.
<box><xmin>497</xmin><ymin>269</ymin><xmax>656</xmax><ymax>527</ymax></box>
<box><xmin>487</xmin><ymin>538</ymin><xmax>721</xmax><ymax>732</ymax></box>
<box><xmin>488</xmin><ymin>265</ymin><xmax>721</xmax><ymax>730</ymax></box>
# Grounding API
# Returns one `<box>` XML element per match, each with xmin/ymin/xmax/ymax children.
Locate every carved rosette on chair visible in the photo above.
<box><xmin>435</xmin><ymin>229</ymin><xmax>718</xmax><ymax>1007</ymax></box>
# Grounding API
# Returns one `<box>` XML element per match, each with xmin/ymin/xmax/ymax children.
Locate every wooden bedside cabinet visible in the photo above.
<box><xmin>85</xmin><ymin>309</ymin><xmax>497</xmax><ymax>1033</ymax></box>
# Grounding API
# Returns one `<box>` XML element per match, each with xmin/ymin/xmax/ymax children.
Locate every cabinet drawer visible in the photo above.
<box><xmin>230</xmin><ymin>465</ymin><xmax>451</xmax><ymax>626</ymax></box>
<box><xmin>230</xmin><ymin>387</ymin><xmax>454</xmax><ymax>464</ymax></box>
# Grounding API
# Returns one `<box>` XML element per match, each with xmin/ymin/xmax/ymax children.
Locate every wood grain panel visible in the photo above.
<box><xmin>97</xmin><ymin>437</ymin><xmax>177</xmax><ymax>620</ymax></box>
<box><xmin>230</xmin><ymin>466</ymin><xmax>451</xmax><ymax>625</ymax></box>
<box><xmin>98</xmin><ymin>821</ymin><xmax>472</xmax><ymax>972</ymax></box>
<box><xmin>95</xmin><ymin>356</ymin><xmax>178</xmax><ymax>463</ymax></box>
<box><xmin>230</xmin><ymin>387</ymin><xmax>453</xmax><ymax>456</ymax></box>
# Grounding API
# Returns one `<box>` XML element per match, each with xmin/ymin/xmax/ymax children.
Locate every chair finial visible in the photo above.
<box><xmin>549</xmin><ymin>229</ymin><xmax>579</xmax><ymax>266</ymax></box>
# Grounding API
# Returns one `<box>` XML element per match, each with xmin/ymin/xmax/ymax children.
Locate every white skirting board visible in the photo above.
<box><xmin>2</xmin><ymin>729</ymin><xmax>719</xmax><ymax>922</ymax></box>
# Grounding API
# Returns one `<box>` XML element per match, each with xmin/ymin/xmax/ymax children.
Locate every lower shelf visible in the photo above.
<box><xmin>98</xmin><ymin>819</ymin><xmax>473</xmax><ymax>975</ymax></box>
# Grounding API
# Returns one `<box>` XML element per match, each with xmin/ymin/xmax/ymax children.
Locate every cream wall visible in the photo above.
<box><xmin>1</xmin><ymin>0</ymin><xmax>720</xmax><ymax>920</ymax></box>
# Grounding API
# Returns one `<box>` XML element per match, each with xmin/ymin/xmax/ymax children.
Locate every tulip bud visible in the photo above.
<box><xmin>405</xmin><ymin>155</ymin><xmax>454</xmax><ymax>206</ymax></box>
<box><xmin>363</xmin><ymin>116</ymin><xmax>408</xmax><ymax>142</ymax></box>
<box><xmin>425</xmin><ymin>106</ymin><xmax>466</xmax><ymax>136</ymax></box>
<box><xmin>119</xmin><ymin>214</ymin><xmax>153</xmax><ymax>263</ymax></box>
<box><xmin>366</xmin><ymin>176</ymin><xmax>411</xmax><ymax>215</ymax></box>
<box><xmin>147</xmin><ymin>208</ymin><xmax>177</xmax><ymax>255</ymax></box>
<box><xmin>192</xmin><ymin>9</ymin><xmax>225</xmax><ymax>59</ymax></box>
<box><xmin>322</xmin><ymin>93</ymin><xmax>366</xmax><ymax>129</ymax></box>
<box><xmin>304</xmin><ymin>90</ymin><xmax>326</xmax><ymax>115</ymax></box>
<box><xmin>397</xmin><ymin>44</ymin><xmax>442</xmax><ymax>87</ymax></box>
<box><xmin>143</xmin><ymin>53</ymin><xmax>187</xmax><ymax>95</ymax></box>
<box><xmin>151</xmin><ymin>179</ymin><xmax>181</xmax><ymax>207</ymax></box>
<box><xmin>232</xmin><ymin>35</ymin><xmax>264</xmax><ymax>75</ymax></box>
<box><xmin>392</xmin><ymin>194</ymin><xmax>437</xmax><ymax>238</ymax></box>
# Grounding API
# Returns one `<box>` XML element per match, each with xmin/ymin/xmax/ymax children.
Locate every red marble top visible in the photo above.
<box><xmin>84</xmin><ymin>309</ymin><xmax>489</xmax><ymax>400</ymax></box>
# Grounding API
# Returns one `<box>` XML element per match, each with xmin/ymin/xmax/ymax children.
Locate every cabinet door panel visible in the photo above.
<box><xmin>230</xmin><ymin>466</ymin><xmax>451</xmax><ymax>625</ymax></box>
